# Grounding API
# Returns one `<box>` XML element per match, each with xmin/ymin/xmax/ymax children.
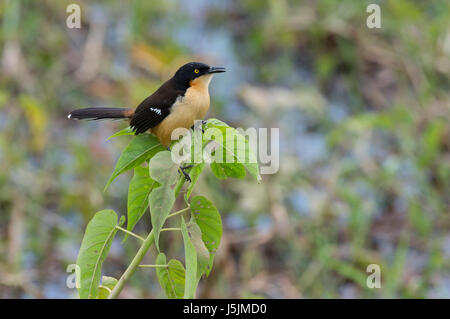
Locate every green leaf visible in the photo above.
<box><xmin>104</xmin><ymin>134</ymin><xmax>164</xmax><ymax>191</ymax></box>
<box><xmin>155</xmin><ymin>253</ymin><xmax>185</xmax><ymax>299</ymax></box>
<box><xmin>124</xmin><ymin>166</ymin><xmax>158</xmax><ymax>242</ymax></box>
<box><xmin>190</xmin><ymin>122</ymin><xmax>204</xmax><ymax>164</ymax></box>
<box><xmin>190</xmin><ymin>196</ymin><xmax>222</xmax><ymax>275</ymax></box>
<box><xmin>205</xmin><ymin>119</ymin><xmax>260</xmax><ymax>181</ymax></box>
<box><xmin>186</xmin><ymin>163</ymin><xmax>205</xmax><ymax>198</ymax></box>
<box><xmin>76</xmin><ymin>210</ymin><xmax>124</xmax><ymax>299</ymax></box>
<box><xmin>149</xmin><ymin>186</ymin><xmax>175</xmax><ymax>251</ymax></box>
<box><xmin>100</xmin><ymin>276</ymin><xmax>118</xmax><ymax>290</ymax></box>
<box><xmin>210</xmin><ymin>162</ymin><xmax>227</xmax><ymax>179</ymax></box>
<box><xmin>187</xmin><ymin>219</ymin><xmax>210</xmax><ymax>280</ymax></box>
<box><xmin>149</xmin><ymin>151</ymin><xmax>180</xmax><ymax>185</ymax></box>
<box><xmin>98</xmin><ymin>276</ymin><xmax>118</xmax><ymax>299</ymax></box>
<box><xmin>184</xmin><ymin>126</ymin><xmax>206</xmax><ymax>199</ymax></box>
<box><xmin>149</xmin><ymin>151</ymin><xmax>179</xmax><ymax>250</ymax></box>
<box><xmin>98</xmin><ymin>288</ymin><xmax>110</xmax><ymax>299</ymax></box>
<box><xmin>210</xmin><ymin>162</ymin><xmax>246</xmax><ymax>179</ymax></box>
<box><xmin>180</xmin><ymin>217</ymin><xmax>198</xmax><ymax>299</ymax></box>
<box><xmin>107</xmin><ymin>126</ymin><xmax>134</xmax><ymax>140</ymax></box>
<box><xmin>204</xmin><ymin>118</ymin><xmax>228</xmax><ymax>128</ymax></box>
<box><xmin>221</xmin><ymin>163</ymin><xmax>246</xmax><ymax>178</ymax></box>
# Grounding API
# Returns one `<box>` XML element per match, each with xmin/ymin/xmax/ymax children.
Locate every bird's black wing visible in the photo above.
<box><xmin>130</xmin><ymin>79</ymin><xmax>186</xmax><ymax>134</ymax></box>
<box><xmin>130</xmin><ymin>102</ymin><xmax>171</xmax><ymax>134</ymax></box>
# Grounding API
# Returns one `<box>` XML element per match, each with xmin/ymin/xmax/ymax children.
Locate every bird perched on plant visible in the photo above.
<box><xmin>68</xmin><ymin>62</ymin><xmax>226</xmax><ymax>147</ymax></box>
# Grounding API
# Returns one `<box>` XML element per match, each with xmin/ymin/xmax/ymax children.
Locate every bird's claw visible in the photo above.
<box><xmin>192</xmin><ymin>120</ymin><xmax>207</xmax><ymax>133</ymax></box>
<box><xmin>201</xmin><ymin>120</ymin><xmax>207</xmax><ymax>133</ymax></box>
<box><xmin>179</xmin><ymin>165</ymin><xmax>193</xmax><ymax>182</ymax></box>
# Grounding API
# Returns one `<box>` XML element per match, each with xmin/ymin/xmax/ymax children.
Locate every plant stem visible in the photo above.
<box><xmin>167</xmin><ymin>206</ymin><xmax>190</xmax><ymax>219</ymax></box>
<box><xmin>160</xmin><ymin>227</ymin><xmax>181</xmax><ymax>232</ymax></box>
<box><xmin>108</xmin><ymin>174</ymin><xmax>186</xmax><ymax>299</ymax></box>
<box><xmin>138</xmin><ymin>264</ymin><xmax>168</xmax><ymax>268</ymax></box>
<box><xmin>108</xmin><ymin>230</ymin><xmax>155</xmax><ymax>299</ymax></box>
<box><xmin>115</xmin><ymin>226</ymin><xmax>145</xmax><ymax>242</ymax></box>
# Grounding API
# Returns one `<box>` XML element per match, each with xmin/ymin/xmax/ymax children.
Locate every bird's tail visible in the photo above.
<box><xmin>68</xmin><ymin>107</ymin><xmax>134</xmax><ymax>120</ymax></box>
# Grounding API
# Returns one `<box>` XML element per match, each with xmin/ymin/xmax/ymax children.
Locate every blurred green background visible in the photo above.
<box><xmin>0</xmin><ymin>0</ymin><xmax>449</xmax><ymax>298</ymax></box>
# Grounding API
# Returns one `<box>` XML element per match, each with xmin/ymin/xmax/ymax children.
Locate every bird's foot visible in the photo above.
<box><xmin>191</xmin><ymin>120</ymin><xmax>207</xmax><ymax>133</ymax></box>
<box><xmin>201</xmin><ymin>120</ymin><xmax>207</xmax><ymax>132</ymax></box>
<box><xmin>179</xmin><ymin>164</ymin><xmax>193</xmax><ymax>182</ymax></box>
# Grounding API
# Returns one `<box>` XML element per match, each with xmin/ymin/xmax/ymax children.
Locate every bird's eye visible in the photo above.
<box><xmin>194</xmin><ymin>69</ymin><xmax>199</xmax><ymax>74</ymax></box>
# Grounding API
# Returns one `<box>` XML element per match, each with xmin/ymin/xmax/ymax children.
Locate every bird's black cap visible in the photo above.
<box><xmin>173</xmin><ymin>62</ymin><xmax>225</xmax><ymax>86</ymax></box>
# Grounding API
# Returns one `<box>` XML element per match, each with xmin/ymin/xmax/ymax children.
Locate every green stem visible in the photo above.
<box><xmin>108</xmin><ymin>230</ymin><xmax>154</xmax><ymax>299</ymax></box>
<box><xmin>108</xmin><ymin>174</ymin><xmax>186</xmax><ymax>299</ymax></box>
<box><xmin>167</xmin><ymin>206</ymin><xmax>190</xmax><ymax>219</ymax></box>
<box><xmin>138</xmin><ymin>264</ymin><xmax>168</xmax><ymax>268</ymax></box>
<box><xmin>116</xmin><ymin>225</ymin><xmax>145</xmax><ymax>242</ymax></box>
<box><xmin>160</xmin><ymin>227</ymin><xmax>181</xmax><ymax>232</ymax></box>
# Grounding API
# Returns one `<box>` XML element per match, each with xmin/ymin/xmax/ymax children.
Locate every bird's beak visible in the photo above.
<box><xmin>208</xmin><ymin>66</ymin><xmax>226</xmax><ymax>74</ymax></box>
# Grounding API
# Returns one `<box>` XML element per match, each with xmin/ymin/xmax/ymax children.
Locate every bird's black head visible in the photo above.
<box><xmin>173</xmin><ymin>62</ymin><xmax>225</xmax><ymax>88</ymax></box>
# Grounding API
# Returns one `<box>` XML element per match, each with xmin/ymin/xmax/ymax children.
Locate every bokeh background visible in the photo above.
<box><xmin>1</xmin><ymin>0</ymin><xmax>449</xmax><ymax>298</ymax></box>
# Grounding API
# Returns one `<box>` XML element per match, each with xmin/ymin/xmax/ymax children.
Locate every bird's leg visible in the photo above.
<box><xmin>201</xmin><ymin>120</ymin><xmax>207</xmax><ymax>132</ymax></box>
<box><xmin>181</xmin><ymin>164</ymin><xmax>193</xmax><ymax>170</ymax></box>
<box><xmin>168</xmin><ymin>143</ymin><xmax>192</xmax><ymax>182</ymax></box>
<box><xmin>179</xmin><ymin>165</ymin><xmax>193</xmax><ymax>182</ymax></box>
<box><xmin>166</xmin><ymin>145</ymin><xmax>191</xmax><ymax>181</ymax></box>
<box><xmin>191</xmin><ymin>120</ymin><xmax>206</xmax><ymax>133</ymax></box>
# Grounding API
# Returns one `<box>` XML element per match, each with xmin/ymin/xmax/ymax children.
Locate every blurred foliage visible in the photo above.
<box><xmin>0</xmin><ymin>0</ymin><xmax>449</xmax><ymax>298</ymax></box>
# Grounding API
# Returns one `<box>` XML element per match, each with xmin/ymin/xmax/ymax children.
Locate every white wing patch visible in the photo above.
<box><xmin>149</xmin><ymin>107</ymin><xmax>162</xmax><ymax>115</ymax></box>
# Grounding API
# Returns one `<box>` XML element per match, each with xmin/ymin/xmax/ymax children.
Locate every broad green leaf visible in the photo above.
<box><xmin>149</xmin><ymin>151</ymin><xmax>179</xmax><ymax>250</ymax></box>
<box><xmin>125</xmin><ymin>166</ymin><xmax>158</xmax><ymax>242</ymax></box>
<box><xmin>187</xmin><ymin>219</ymin><xmax>210</xmax><ymax>280</ymax></box>
<box><xmin>181</xmin><ymin>217</ymin><xmax>198</xmax><ymax>299</ymax></box>
<box><xmin>204</xmin><ymin>118</ymin><xmax>228</xmax><ymax>128</ymax></box>
<box><xmin>97</xmin><ymin>286</ymin><xmax>110</xmax><ymax>299</ymax></box>
<box><xmin>190</xmin><ymin>122</ymin><xmax>204</xmax><ymax>164</ymax></box>
<box><xmin>186</xmin><ymin>163</ymin><xmax>205</xmax><ymax>198</ymax></box>
<box><xmin>76</xmin><ymin>210</ymin><xmax>124</xmax><ymax>299</ymax></box>
<box><xmin>210</xmin><ymin>162</ymin><xmax>246</xmax><ymax>179</ymax></box>
<box><xmin>149</xmin><ymin>186</ymin><xmax>175</xmax><ymax>251</ymax></box>
<box><xmin>155</xmin><ymin>253</ymin><xmax>185</xmax><ymax>299</ymax></box>
<box><xmin>98</xmin><ymin>276</ymin><xmax>118</xmax><ymax>299</ymax></box>
<box><xmin>221</xmin><ymin>126</ymin><xmax>260</xmax><ymax>181</ymax></box>
<box><xmin>210</xmin><ymin>162</ymin><xmax>227</xmax><ymax>179</ymax></box>
<box><xmin>107</xmin><ymin>126</ymin><xmax>134</xmax><ymax>140</ymax></box>
<box><xmin>100</xmin><ymin>276</ymin><xmax>118</xmax><ymax>290</ymax></box>
<box><xmin>190</xmin><ymin>196</ymin><xmax>222</xmax><ymax>275</ymax></box>
<box><xmin>204</xmin><ymin>120</ymin><xmax>260</xmax><ymax>181</ymax></box>
<box><xmin>149</xmin><ymin>151</ymin><xmax>180</xmax><ymax>185</ymax></box>
<box><xmin>104</xmin><ymin>134</ymin><xmax>164</xmax><ymax>191</ymax></box>
<box><xmin>184</xmin><ymin>124</ymin><xmax>207</xmax><ymax>199</ymax></box>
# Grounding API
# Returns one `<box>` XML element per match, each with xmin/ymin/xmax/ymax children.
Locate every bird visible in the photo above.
<box><xmin>68</xmin><ymin>62</ymin><xmax>226</xmax><ymax>148</ymax></box>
